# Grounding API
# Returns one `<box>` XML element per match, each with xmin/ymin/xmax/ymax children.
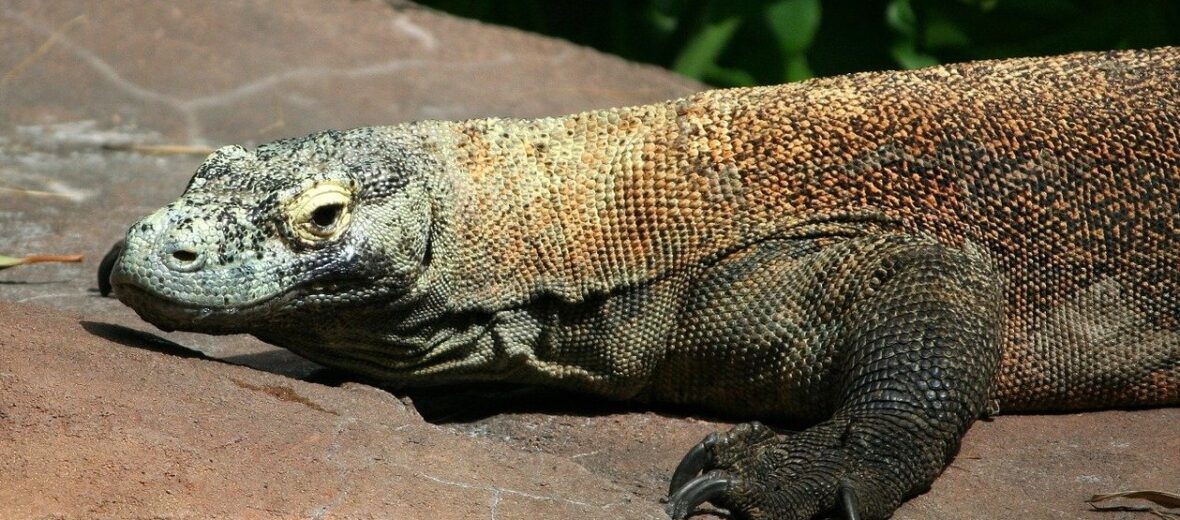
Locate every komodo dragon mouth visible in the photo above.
<box><xmin>108</xmin><ymin>275</ymin><xmax>367</xmax><ymax>333</ymax></box>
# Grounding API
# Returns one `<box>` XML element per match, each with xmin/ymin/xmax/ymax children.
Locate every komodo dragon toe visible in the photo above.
<box><xmin>668</xmin><ymin>422</ymin><xmax>889</xmax><ymax>520</ymax></box>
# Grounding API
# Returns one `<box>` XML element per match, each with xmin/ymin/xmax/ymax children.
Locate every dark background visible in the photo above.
<box><xmin>416</xmin><ymin>0</ymin><xmax>1180</xmax><ymax>86</ymax></box>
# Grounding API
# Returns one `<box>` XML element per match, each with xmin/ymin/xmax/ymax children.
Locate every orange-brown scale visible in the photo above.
<box><xmin>418</xmin><ymin>48</ymin><xmax>1178</xmax><ymax>410</ymax></box>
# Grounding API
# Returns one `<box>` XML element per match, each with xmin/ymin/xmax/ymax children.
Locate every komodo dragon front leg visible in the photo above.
<box><xmin>658</xmin><ymin>233</ymin><xmax>1003</xmax><ymax>519</ymax></box>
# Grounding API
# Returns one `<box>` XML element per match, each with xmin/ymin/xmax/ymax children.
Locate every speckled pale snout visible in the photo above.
<box><xmin>115</xmin><ymin>206</ymin><xmax>217</xmax><ymax>287</ymax></box>
<box><xmin>109</xmin><ymin>196</ymin><xmax>294</xmax><ymax>321</ymax></box>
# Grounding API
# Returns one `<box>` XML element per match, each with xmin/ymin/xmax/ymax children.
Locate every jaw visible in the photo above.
<box><xmin>112</xmin><ymin>274</ymin><xmax>394</xmax><ymax>336</ymax></box>
<box><xmin>113</xmin><ymin>283</ymin><xmax>262</xmax><ymax>334</ymax></box>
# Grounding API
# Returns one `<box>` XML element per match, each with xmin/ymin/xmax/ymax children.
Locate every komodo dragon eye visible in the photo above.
<box><xmin>285</xmin><ymin>181</ymin><xmax>353</xmax><ymax>244</ymax></box>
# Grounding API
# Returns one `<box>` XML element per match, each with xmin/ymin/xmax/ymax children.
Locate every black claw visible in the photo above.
<box><xmin>97</xmin><ymin>240</ymin><xmax>124</xmax><ymax>297</ymax></box>
<box><xmin>839</xmin><ymin>484</ymin><xmax>861</xmax><ymax>520</ymax></box>
<box><xmin>665</xmin><ymin>473</ymin><xmax>733</xmax><ymax>520</ymax></box>
<box><xmin>669</xmin><ymin>436</ymin><xmax>714</xmax><ymax>496</ymax></box>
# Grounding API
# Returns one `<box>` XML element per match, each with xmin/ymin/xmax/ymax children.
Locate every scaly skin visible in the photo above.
<box><xmin>103</xmin><ymin>48</ymin><xmax>1179</xmax><ymax>519</ymax></box>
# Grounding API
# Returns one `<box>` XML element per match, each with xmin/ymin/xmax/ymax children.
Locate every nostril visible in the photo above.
<box><xmin>172</xmin><ymin>249</ymin><xmax>199</xmax><ymax>263</ymax></box>
<box><xmin>164</xmin><ymin>246</ymin><xmax>205</xmax><ymax>272</ymax></box>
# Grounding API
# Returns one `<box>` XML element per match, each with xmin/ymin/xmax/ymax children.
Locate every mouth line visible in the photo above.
<box><xmin>111</xmin><ymin>282</ymin><xmax>281</xmax><ymax>314</ymax></box>
<box><xmin>111</xmin><ymin>277</ymin><xmax>366</xmax><ymax>316</ymax></box>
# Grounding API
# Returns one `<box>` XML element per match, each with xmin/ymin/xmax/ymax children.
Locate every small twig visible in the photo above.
<box><xmin>101</xmin><ymin>143</ymin><xmax>216</xmax><ymax>156</ymax></box>
<box><xmin>0</xmin><ymin>185</ymin><xmax>71</xmax><ymax>198</ymax></box>
<box><xmin>20</xmin><ymin>254</ymin><xmax>84</xmax><ymax>264</ymax></box>
<box><xmin>1</xmin><ymin>14</ymin><xmax>88</xmax><ymax>87</ymax></box>
<box><xmin>0</xmin><ymin>254</ymin><xmax>84</xmax><ymax>271</ymax></box>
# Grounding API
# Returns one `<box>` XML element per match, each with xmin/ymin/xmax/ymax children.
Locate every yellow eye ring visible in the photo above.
<box><xmin>287</xmin><ymin>181</ymin><xmax>353</xmax><ymax>243</ymax></box>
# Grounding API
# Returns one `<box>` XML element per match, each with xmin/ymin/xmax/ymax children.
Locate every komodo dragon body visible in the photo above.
<box><xmin>103</xmin><ymin>48</ymin><xmax>1179</xmax><ymax>519</ymax></box>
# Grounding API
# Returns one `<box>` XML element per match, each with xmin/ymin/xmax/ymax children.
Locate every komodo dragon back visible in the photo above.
<box><xmin>103</xmin><ymin>48</ymin><xmax>1179</xmax><ymax>520</ymax></box>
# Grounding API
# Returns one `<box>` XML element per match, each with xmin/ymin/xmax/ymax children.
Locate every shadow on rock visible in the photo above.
<box><xmin>79</xmin><ymin>320</ymin><xmax>676</xmax><ymax>425</ymax></box>
<box><xmin>80</xmin><ymin>321</ymin><xmax>211</xmax><ymax>359</ymax></box>
<box><xmin>221</xmin><ymin>349</ymin><xmax>328</xmax><ymax>381</ymax></box>
<box><xmin>0</xmin><ymin>280</ymin><xmax>73</xmax><ymax>286</ymax></box>
<box><xmin>398</xmin><ymin>382</ymin><xmax>645</xmax><ymax>424</ymax></box>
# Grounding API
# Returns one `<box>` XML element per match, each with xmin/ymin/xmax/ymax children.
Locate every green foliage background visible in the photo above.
<box><xmin>415</xmin><ymin>0</ymin><xmax>1180</xmax><ymax>86</ymax></box>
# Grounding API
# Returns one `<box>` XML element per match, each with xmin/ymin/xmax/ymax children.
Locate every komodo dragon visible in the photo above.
<box><xmin>99</xmin><ymin>48</ymin><xmax>1179</xmax><ymax>520</ymax></box>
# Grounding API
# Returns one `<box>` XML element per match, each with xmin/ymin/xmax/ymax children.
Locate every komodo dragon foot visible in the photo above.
<box><xmin>667</xmin><ymin>421</ymin><xmax>874</xmax><ymax>520</ymax></box>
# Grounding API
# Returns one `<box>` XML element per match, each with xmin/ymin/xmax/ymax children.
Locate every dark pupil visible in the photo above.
<box><xmin>311</xmin><ymin>203</ymin><xmax>342</xmax><ymax>228</ymax></box>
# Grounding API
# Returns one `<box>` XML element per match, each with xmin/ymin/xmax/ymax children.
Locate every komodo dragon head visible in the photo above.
<box><xmin>103</xmin><ymin>128</ymin><xmax>435</xmax><ymax>338</ymax></box>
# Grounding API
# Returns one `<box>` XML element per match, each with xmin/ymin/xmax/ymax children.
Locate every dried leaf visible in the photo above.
<box><xmin>1090</xmin><ymin>490</ymin><xmax>1180</xmax><ymax>518</ymax></box>
<box><xmin>1090</xmin><ymin>491</ymin><xmax>1180</xmax><ymax>509</ymax></box>
<box><xmin>0</xmin><ymin>254</ymin><xmax>84</xmax><ymax>271</ymax></box>
<box><xmin>0</xmin><ymin>255</ymin><xmax>24</xmax><ymax>270</ymax></box>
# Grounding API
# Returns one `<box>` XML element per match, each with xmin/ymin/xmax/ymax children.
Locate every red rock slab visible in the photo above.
<box><xmin>0</xmin><ymin>302</ymin><xmax>673</xmax><ymax>519</ymax></box>
<box><xmin>0</xmin><ymin>2</ymin><xmax>1176</xmax><ymax>519</ymax></box>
